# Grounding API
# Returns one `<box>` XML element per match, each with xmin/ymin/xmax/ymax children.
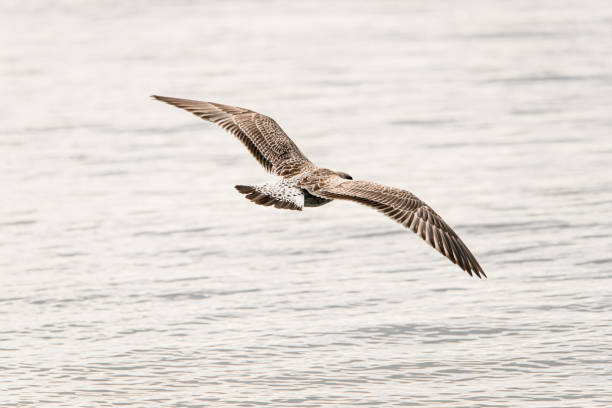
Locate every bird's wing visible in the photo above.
<box><xmin>312</xmin><ymin>178</ymin><xmax>485</xmax><ymax>278</ymax></box>
<box><xmin>152</xmin><ymin>95</ymin><xmax>315</xmax><ymax>177</ymax></box>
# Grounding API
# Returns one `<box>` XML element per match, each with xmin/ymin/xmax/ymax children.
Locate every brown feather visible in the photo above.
<box><xmin>152</xmin><ymin>95</ymin><xmax>315</xmax><ymax>177</ymax></box>
<box><xmin>309</xmin><ymin>177</ymin><xmax>485</xmax><ymax>278</ymax></box>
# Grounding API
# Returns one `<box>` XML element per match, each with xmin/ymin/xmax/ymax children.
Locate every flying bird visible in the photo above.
<box><xmin>153</xmin><ymin>95</ymin><xmax>485</xmax><ymax>278</ymax></box>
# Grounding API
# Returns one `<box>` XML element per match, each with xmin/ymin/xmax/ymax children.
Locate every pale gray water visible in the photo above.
<box><xmin>2</xmin><ymin>1</ymin><xmax>612</xmax><ymax>406</ymax></box>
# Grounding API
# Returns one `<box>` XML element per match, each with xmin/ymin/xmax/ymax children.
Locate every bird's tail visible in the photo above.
<box><xmin>235</xmin><ymin>183</ymin><xmax>303</xmax><ymax>211</ymax></box>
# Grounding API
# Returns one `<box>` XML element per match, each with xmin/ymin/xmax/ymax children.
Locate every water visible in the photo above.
<box><xmin>2</xmin><ymin>1</ymin><xmax>612</xmax><ymax>406</ymax></box>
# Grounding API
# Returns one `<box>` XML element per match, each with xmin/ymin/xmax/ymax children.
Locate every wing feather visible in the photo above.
<box><xmin>152</xmin><ymin>95</ymin><xmax>314</xmax><ymax>177</ymax></box>
<box><xmin>315</xmin><ymin>179</ymin><xmax>485</xmax><ymax>278</ymax></box>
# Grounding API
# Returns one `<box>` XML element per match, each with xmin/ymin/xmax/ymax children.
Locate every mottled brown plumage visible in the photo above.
<box><xmin>152</xmin><ymin>96</ymin><xmax>314</xmax><ymax>177</ymax></box>
<box><xmin>153</xmin><ymin>95</ymin><xmax>485</xmax><ymax>278</ymax></box>
<box><xmin>302</xmin><ymin>175</ymin><xmax>484</xmax><ymax>277</ymax></box>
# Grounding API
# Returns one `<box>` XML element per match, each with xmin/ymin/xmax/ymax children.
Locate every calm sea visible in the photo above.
<box><xmin>2</xmin><ymin>1</ymin><xmax>611</xmax><ymax>406</ymax></box>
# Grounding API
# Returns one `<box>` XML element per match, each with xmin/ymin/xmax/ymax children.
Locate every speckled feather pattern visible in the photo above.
<box><xmin>153</xmin><ymin>95</ymin><xmax>485</xmax><ymax>278</ymax></box>
<box><xmin>152</xmin><ymin>96</ymin><xmax>315</xmax><ymax>177</ymax></box>
<box><xmin>310</xmin><ymin>178</ymin><xmax>485</xmax><ymax>277</ymax></box>
<box><xmin>235</xmin><ymin>180</ymin><xmax>305</xmax><ymax>211</ymax></box>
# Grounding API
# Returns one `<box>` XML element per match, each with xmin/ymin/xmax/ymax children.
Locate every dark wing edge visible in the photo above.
<box><xmin>152</xmin><ymin>95</ymin><xmax>314</xmax><ymax>177</ymax></box>
<box><xmin>317</xmin><ymin>180</ymin><xmax>486</xmax><ymax>278</ymax></box>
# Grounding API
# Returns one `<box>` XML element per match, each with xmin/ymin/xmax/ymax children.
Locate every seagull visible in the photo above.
<box><xmin>153</xmin><ymin>95</ymin><xmax>485</xmax><ymax>278</ymax></box>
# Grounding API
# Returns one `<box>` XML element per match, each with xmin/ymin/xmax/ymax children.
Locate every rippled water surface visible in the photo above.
<box><xmin>2</xmin><ymin>1</ymin><xmax>612</xmax><ymax>406</ymax></box>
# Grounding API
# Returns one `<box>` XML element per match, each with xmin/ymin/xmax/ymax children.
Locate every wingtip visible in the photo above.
<box><xmin>151</xmin><ymin>95</ymin><xmax>201</xmax><ymax>107</ymax></box>
<box><xmin>471</xmin><ymin>267</ymin><xmax>487</xmax><ymax>279</ymax></box>
<box><xmin>461</xmin><ymin>263</ymin><xmax>486</xmax><ymax>279</ymax></box>
<box><xmin>473</xmin><ymin>260</ymin><xmax>486</xmax><ymax>279</ymax></box>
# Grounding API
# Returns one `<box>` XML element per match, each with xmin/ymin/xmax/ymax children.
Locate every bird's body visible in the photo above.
<box><xmin>153</xmin><ymin>95</ymin><xmax>486</xmax><ymax>278</ymax></box>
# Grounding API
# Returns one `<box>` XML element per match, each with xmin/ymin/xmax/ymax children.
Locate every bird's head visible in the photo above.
<box><xmin>336</xmin><ymin>171</ymin><xmax>353</xmax><ymax>180</ymax></box>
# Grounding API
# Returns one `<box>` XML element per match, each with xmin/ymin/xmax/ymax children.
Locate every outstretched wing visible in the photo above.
<box><xmin>152</xmin><ymin>95</ymin><xmax>315</xmax><ymax>177</ymax></box>
<box><xmin>314</xmin><ymin>178</ymin><xmax>485</xmax><ymax>278</ymax></box>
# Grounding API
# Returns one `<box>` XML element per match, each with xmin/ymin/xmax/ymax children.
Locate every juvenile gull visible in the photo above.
<box><xmin>153</xmin><ymin>95</ymin><xmax>485</xmax><ymax>278</ymax></box>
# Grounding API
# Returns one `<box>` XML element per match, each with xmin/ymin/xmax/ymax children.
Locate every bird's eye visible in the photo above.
<box><xmin>344</xmin><ymin>174</ymin><xmax>353</xmax><ymax>180</ymax></box>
